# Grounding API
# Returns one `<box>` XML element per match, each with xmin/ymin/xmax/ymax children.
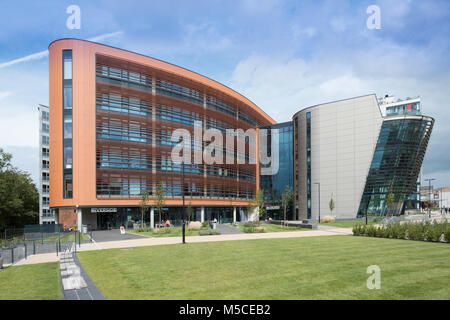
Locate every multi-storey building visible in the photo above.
<box><xmin>38</xmin><ymin>104</ymin><xmax>56</xmax><ymax>224</ymax></box>
<box><xmin>49</xmin><ymin>39</ymin><xmax>274</xmax><ymax>230</ymax></box>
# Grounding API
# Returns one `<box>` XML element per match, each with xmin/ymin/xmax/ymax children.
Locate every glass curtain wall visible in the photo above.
<box><xmin>259</xmin><ymin>122</ymin><xmax>294</xmax><ymax>220</ymax></box>
<box><xmin>358</xmin><ymin>116</ymin><xmax>434</xmax><ymax>217</ymax></box>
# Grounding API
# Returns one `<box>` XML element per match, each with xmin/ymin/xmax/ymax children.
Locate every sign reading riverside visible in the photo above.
<box><xmin>91</xmin><ymin>208</ymin><xmax>118</xmax><ymax>213</ymax></box>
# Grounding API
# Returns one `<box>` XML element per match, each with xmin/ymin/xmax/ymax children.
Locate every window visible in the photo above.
<box><xmin>63</xmin><ymin>50</ymin><xmax>73</xmax><ymax>199</ymax></box>
<box><xmin>64</xmin><ymin>115</ymin><xmax>72</xmax><ymax>139</ymax></box>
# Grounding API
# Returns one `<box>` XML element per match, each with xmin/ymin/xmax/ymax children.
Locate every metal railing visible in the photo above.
<box><xmin>0</xmin><ymin>227</ymin><xmax>93</xmax><ymax>267</ymax></box>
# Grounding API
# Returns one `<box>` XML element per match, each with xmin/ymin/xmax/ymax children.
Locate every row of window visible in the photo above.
<box><xmin>96</xmin><ymin>119</ymin><xmax>253</xmax><ymax>161</ymax></box>
<box><xmin>96</xmin><ymin>64</ymin><xmax>259</xmax><ymax>126</ymax></box>
<box><xmin>96</xmin><ymin>150</ymin><xmax>256</xmax><ymax>182</ymax></box>
<box><xmin>96</xmin><ymin>176</ymin><xmax>255</xmax><ymax>199</ymax></box>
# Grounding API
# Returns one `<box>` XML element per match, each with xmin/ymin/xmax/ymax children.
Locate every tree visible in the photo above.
<box><xmin>329</xmin><ymin>193</ymin><xmax>335</xmax><ymax>217</ymax></box>
<box><xmin>247</xmin><ymin>189</ymin><xmax>265</xmax><ymax>222</ymax></box>
<box><xmin>0</xmin><ymin>148</ymin><xmax>39</xmax><ymax>229</ymax></box>
<box><xmin>386</xmin><ymin>193</ymin><xmax>396</xmax><ymax>217</ymax></box>
<box><xmin>281</xmin><ymin>186</ymin><xmax>293</xmax><ymax>226</ymax></box>
<box><xmin>139</xmin><ymin>190</ymin><xmax>150</xmax><ymax>229</ymax></box>
<box><xmin>186</xmin><ymin>202</ymin><xmax>193</xmax><ymax>222</ymax></box>
<box><xmin>155</xmin><ymin>183</ymin><xmax>165</xmax><ymax>227</ymax></box>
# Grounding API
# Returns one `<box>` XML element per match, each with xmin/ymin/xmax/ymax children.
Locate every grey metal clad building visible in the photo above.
<box><xmin>292</xmin><ymin>94</ymin><xmax>433</xmax><ymax>221</ymax></box>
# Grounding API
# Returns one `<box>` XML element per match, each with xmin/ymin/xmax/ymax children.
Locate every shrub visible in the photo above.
<box><xmin>322</xmin><ymin>216</ymin><xmax>335</xmax><ymax>223</ymax></box>
<box><xmin>199</xmin><ymin>229</ymin><xmax>221</xmax><ymax>236</ymax></box>
<box><xmin>367</xmin><ymin>225</ymin><xmax>377</xmax><ymax>237</ymax></box>
<box><xmin>152</xmin><ymin>227</ymin><xmax>172</xmax><ymax>235</ymax></box>
<box><xmin>407</xmin><ymin>222</ymin><xmax>424</xmax><ymax>241</ymax></box>
<box><xmin>201</xmin><ymin>221</ymin><xmax>210</xmax><ymax>229</ymax></box>
<box><xmin>444</xmin><ymin>228</ymin><xmax>450</xmax><ymax>243</ymax></box>
<box><xmin>352</xmin><ymin>225</ymin><xmax>360</xmax><ymax>235</ymax></box>
<box><xmin>187</xmin><ymin>221</ymin><xmax>202</xmax><ymax>231</ymax></box>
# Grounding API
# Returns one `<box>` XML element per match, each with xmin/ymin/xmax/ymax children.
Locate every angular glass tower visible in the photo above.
<box><xmin>357</xmin><ymin>115</ymin><xmax>434</xmax><ymax>217</ymax></box>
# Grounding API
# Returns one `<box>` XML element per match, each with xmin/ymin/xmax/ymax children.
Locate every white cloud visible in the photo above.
<box><xmin>0</xmin><ymin>50</ymin><xmax>48</xmax><ymax>69</ymax></box>
<box><xmin>0</xmin><ymin>91</ymin><xmax>12</xmax><ymax>100</ymax></box>
<box><xmin>0</xmin><ymin>31</ymin><xmax>124</xmax><ymax>69</ymax></box>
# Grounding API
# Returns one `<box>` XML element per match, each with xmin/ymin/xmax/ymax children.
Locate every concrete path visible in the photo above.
<box><xmin>14</xmin><ymin>252</ymin><xmax>60</xmax><ymax>266</ymax></box>
<box><xmin>61</xmin><ymin>252</ymin><xmax>105</xmax><ymax>300</ymax></box>
<box><xmin>79</xmin><ymin>227</ymin><xmax>353</xmax><ymax>251</ymax></box>
<box><xmin>216</xmin><ymin>224</ymin><xmax>244</xmax><ymax>235</ymax></box>
<box><xmin>14</xmin><ymin>227</ymin><xmax>353</xmax><ymax>264</ymax></box>
<box><xmin>91</xmin><ymin>229</ymin><xmax>147</xmax><ymax>242</ymax></box>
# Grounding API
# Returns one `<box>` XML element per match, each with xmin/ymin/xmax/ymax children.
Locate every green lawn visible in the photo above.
<box><xmin>0</xmin><ymin>262</ymin><xmax>62</xmax><ymax>300</ymax></box>
<box><xmin>318</xmin><ymin>220</ymin><xmax>379</xmax><ymax>228</ymax></box>
<box><xmin>128</xmin><ymin>227</ymin><xmax>200</xmax><ymax>238</ymax></box>
<box><xmin>78</xmin><ymin>236</ymin><xmax>450</xmax><ymax>300</ymax></box>
<box><xmin>235</xmin><ymin>223</ymin><xmax>306</xmax><ymax>233</ymax></box>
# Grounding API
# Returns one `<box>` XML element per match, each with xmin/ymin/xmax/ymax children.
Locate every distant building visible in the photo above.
<box><xmin>437</xmin><ymin>187</ymin><xmax>450</xmax><ymax>210</ymax></box>
<box><xmin>38</xmin><ymin>104</ymin><xmax>56</xmax><ymax>224</ymax></box>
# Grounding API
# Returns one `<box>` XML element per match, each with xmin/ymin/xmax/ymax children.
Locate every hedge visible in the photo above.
<box><xmin>353</xmin><ymin>221</ymin><xmax>450</xmax><ymax>243</ymax></box>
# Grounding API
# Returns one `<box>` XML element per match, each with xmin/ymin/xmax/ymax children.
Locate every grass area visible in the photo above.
<box><xmin>0</xmin><ymin>262</ymin><xmax>62</xmax><ymax>300</ymax></box>
<box><xmin>318</xmin><ymin>220</ymin><xmax>379</xmax><ymax>228</ymax></box>
<box><xmin>78</xmin><ymin>236</ymin><xmax>450</xmax><ymax>300</ymax></box>
<box><xmin>128</xmin><ymin>227</ymin><xmax>200</xmax><ymax>238</ymax></box>
<box><xmin>234</xmin><ymin>223</ymin><xmax>305</xmax><ymax>233</ymax></box>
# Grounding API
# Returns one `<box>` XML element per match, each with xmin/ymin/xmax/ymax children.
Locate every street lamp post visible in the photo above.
<box><xmin>182</xmin><ymin>161</ymin><xmax>186</xmax><ymax>244</ymax></box>
<box><xmin>314</xmin><ymin>182</ymin><xmax>321</xmax><ymax>223</ymax></box>
<box><xmin>425</xmin><ymin>178</ymin><xmax>436</xmax><ymax>219</ymax></box>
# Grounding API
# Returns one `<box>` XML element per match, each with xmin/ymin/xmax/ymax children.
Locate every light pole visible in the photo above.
<box><xmin>314</xmin><ymin>182</ymin><xmax>321</xmax><ymax>223</ymax></box>
<box><xmin>425</xmin><ymin>178</ymin><xmax>435</xmax><ymax>218</ymax></box>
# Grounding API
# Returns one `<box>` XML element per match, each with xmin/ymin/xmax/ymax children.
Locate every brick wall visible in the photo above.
<box><xmin>59</xmin><ymin>207</ymin><xmax>77</xmax><ymax>229</ymax></box>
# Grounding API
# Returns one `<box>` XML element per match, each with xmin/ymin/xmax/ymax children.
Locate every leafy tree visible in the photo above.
<box><xmin>281</xmin><ymin>186</ymin><xmax>293</xmax><ymax>226</ymax></box>
<box><xmin>248</xmin><ymin>189</ymin><xmax>265</xmax><ymax>222</ymax></box>
<box><xmin>329</xmin><ymin>193</ymin><xmax>335</xmax><ymax>216</ymax></box>
<box><xmin>155</xmin><ymin>183</ymin><xmax>165</xmax><ymax>226</ymax></box>
<box><xmin>386</xmin><ymin>193</ymin><xmax>396</xmax><ymax>216</ymax></box>
<box><xmin>0</xmin><ymin>148</ymin><xmax>39</xmax><ymax>229</ymax></box>
<box><xmin>139</xmin><ymin>190</ymin><xmax>150</xmax><ymax>229</ymax></box>
<box><xmin>186</xmin><ymin>202</ymin><xmax>193</xmax><ymax>222</ymax></box>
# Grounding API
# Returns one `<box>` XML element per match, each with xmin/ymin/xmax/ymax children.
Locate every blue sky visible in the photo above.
<box><xmin>0</xmin><ymin>0</ymin><xmax>449</xmax><ymax>187</ymax></box>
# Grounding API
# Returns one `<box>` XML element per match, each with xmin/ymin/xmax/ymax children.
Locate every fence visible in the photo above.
<box><xmin>0</xmin><ymin>229</ymin><xmax>93</xmax><ymax>267</ymax></box>
<box><xmin>383</xmin><ymin>213</ymin><xmax>449</xmax><ymax>226</ymax></box>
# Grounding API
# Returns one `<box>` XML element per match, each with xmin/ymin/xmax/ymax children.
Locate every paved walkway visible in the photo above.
<box><xmin>61</xmin><ymin>252</ymin><xmax>105</xmax><ymax>300</ymax></box>
<box><xmin>80</xmin><ymin>227</ymin><xmax>353</xmax><ymax>250</ymax></box>
<box><xmin>14</xmin><ymin>252</ymin><xmax>60</xmax><ymax>266</ymax></box>
<box><xmin>13</xmin><ymin>227</ymin><xmax>353</xmax><ymax>264</ymax></box>
<box><xmin>91</xmin><ymin>229</ymin><xmax>147</xmax><ymax>242</ymax></box>
<box><xmin>216</xmin><ymin>224</ymin><xmax>244</xmax><ymax>234</ymax></box>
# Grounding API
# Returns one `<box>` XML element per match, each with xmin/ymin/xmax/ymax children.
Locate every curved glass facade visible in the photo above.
<box><xmin>357</xmin><ymin>116</ymin><xmax>434</xmax><ymax>217</ymax></box>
